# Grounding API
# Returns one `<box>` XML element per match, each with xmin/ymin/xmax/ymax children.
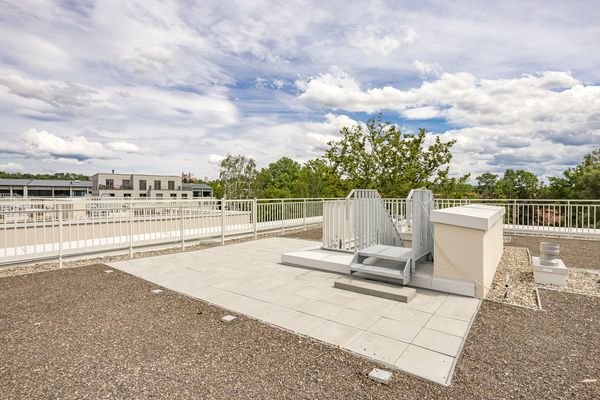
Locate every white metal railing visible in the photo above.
<box><xmin>1</xmin><ymin>196</ymin><xmax>598</xmax><ymax>266</ymax></box>
<box><xmin>406</xmin><ymin>189</ymin><xmax>434</xmax><ymax>262</ymax></box>
<box><xmin>322</xmin><ymin>190</ymin><xmax>402</xmax><ymax>251</ymax></box>
<box><xmin>0</xmin><ymin>198</ymin><xmax>327</xmax><ymax>266</ymax></box>
<box><xmin>434</xmin><ymin>198</ymin><xmax>600</xmax><ymax>236</ymax></box>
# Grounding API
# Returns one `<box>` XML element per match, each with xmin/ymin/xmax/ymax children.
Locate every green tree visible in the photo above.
<box><xmin>325</xmin><ymin>115</ymin><xmax>462</xmax><ymax>197</ymax></box>
<box><xmin>543</xmin><ymin>148</ymin><xmax>599</xmax><ymax>199</ymax></box>
<box><xmin>432</xmin><ymin>172</ymin><xmax>475</xmax><ymax>198</ymax></box>
<box><xmin>218</xmin><ymin>154</ymin><xmax>258</xmax><ymax>199</ymax></box>
<box><xmin>475</xmin><ymin>172</ymin><xmax>499</xmax><ymax>198</ymax></box>
<box><xmin>495</xmin><ymin>169</ymin><xmax>541</xmax><ymax>199</ymax></box>
<box><xmin>257</xmin><ymin>157</ymin><xmax>302</xmax><ymax>198</ymax></box>
<box><xmin>297</xmin><ymin>158</ymin><xmax>346</xmax><ymax>198</ymax></box>
<box><xmin>0</xmin><ymin>171</ymin><xmax>90</xmax><ymax>180</ymax></box>
<box><xmin>207</xmin><ymin>180</ymin><xmax>224</xmax><ymax>199</ymax></box>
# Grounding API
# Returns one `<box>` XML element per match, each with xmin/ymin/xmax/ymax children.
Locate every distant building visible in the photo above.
<box><xmin>182</xmin><ymin>182</ymin><xmax>213</xmax><ymax>198</ymax></box>
<box><xmin>0</xmin><ymin>173</ymin><xmax>213</xmax><ymax>199</ymax></box>
<box><xmin>0</xmin><ymin>179</ymin><xmax>92</xmax><ymax>197</ymax></box>
<box><xmin>91</xmin><ymin>173</ymin><xmax>213</xmax><ymax>198</ymax></box>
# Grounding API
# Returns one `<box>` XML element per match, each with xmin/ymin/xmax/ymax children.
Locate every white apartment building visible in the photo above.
<box><xmin>91</xmin><ymin>173</ymin><xmax>212</xmax><ymax>198</ymax></box>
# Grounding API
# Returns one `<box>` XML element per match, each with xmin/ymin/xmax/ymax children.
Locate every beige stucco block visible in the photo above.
<box><xmin>431</xmin><ymin>205</ymin><xmax>504</xmax><ymax>299</ymax></box>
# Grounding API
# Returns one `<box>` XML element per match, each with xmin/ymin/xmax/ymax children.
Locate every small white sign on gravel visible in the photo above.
<box><xmin>151</xmin><ymin>289</ymin><xmax>163</xmax><ymax>294</ymax></box>
<box><xmin>368</xmin><ymin>368</ymin><xmax>392</xmax><ymax>385</ymax></box>
<box><xmin>221</xmin><ymin>315</ymin><xmax>237</xmax><ymax>322</ymax></box>
<box><xmin>104</xmin><ymin>270</ymin><xmax>114</xmax><ymax>273</ymax></box>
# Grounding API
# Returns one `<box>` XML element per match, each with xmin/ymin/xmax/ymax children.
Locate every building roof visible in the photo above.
<box><xmin>182</xmin><ymin>183</ymin><xmax>212</xmax><ymax>190</ymax></box>
<box><xmin>92</xmin><ymin>173</ymin><xmax>181</xmax><ymax>178</ymax></box>
<box><xmin>0</xmin><ymin>179</ymin><xmax>93</xmax><ymax>188</ymax></box>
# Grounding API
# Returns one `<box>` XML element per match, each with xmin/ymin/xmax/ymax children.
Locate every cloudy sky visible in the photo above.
<box><xmin>0</xmin><ymin>0</ymin><xmax>599</xmax><ymax>180</ymax></box>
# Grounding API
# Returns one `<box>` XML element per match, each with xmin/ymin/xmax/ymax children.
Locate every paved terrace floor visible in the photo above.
<box><xmin>107</xmin><ymin>238</ymin><xmax>480</xmax><ymax>385</ymax></box>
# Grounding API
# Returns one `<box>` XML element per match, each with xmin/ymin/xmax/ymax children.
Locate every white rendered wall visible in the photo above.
<box><xmin>431</xmin><ymin>205</ymin><xmax>504</xmax><ymax>298</ymax></box>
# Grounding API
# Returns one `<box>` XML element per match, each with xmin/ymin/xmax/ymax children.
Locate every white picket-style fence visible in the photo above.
<box><xmin>0</xmin><ymin>196</ymin><xmax>598</xmax><ymax>266</ymax></box>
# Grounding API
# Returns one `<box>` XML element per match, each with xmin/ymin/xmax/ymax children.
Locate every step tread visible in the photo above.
<box><xmin>358</xmin><ymin>245</ymin><xmax>413</xmax><ymax>261</ymax></box>
<box><xmin>350</xmin><ymin>262</ymin><xmax>405</xmax><ymax>278</ymax></box>
<box><xmin>334</xmin><ymin>277</ymin><xmax>416</xmax><ymax>303</ymax></box>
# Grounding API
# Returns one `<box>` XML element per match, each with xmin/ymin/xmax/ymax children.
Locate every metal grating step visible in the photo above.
<box><xmin>350</xmin><ymin>263</ymin><xmax>409</xmax><ymax>282</ymax></box>
<box><xmin>362</xmin><ymin>256</ymin><xmax>403</xmax><ymax>268</ymax></box>
<box><xmin>358</xmin><ymin>245</ymin><xmax>413</xmax><ymax>261</ymax></box>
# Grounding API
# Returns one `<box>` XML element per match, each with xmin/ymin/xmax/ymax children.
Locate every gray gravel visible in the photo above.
<box><xmin>488</xmin><ymin>247</ymin><xmax>539</xmax><ymax>309</ymax></box>
<box><xmin>2</xmin><ymin>265</ymin><xmax>599</xmax><ymax>399</ymax></box>
<box><xmin>539</xmin><ymin>269</ymin><xmax>600</xmax><ymax>297</ymax></box>
<box><xmin>508</xmin><ymin>235</ymin><xmax>600</xmax><ymax>269</ymax></box>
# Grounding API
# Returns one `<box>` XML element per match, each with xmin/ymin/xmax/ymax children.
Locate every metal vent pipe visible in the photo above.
<box><xmin>539</xmin><ymin>242</ymin><xmax>560</xmax><ymax>266</ymax></box>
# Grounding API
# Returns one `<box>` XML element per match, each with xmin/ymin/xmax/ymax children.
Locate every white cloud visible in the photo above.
<box><xmin>348</xmin><ymin>26</ymin><xmax>417</xmax><ymax>56</ymax></box>
<box><xmin>106</xmin><ymin>141</ymin><xmax>143</xmax><ymax>153</ymax></box>
<box><xmin>414</xmin><ymin>60</ymin><xmax>442</xmax><ymax>78</ymax></box>
<box><xmin>207</xmin><ymin>154</ymin><xmax>225</xmax><ymax>165</ymax></box>
<box><xmin>0</xmin><ymin>162</ymin><xmax>25</xmax><ymax>172</ymax></box>
<box><xmin>120</xmin><ymin>45</ymin><xmax>174</xmax><ymax>74</ymax></box>
<box><xmin>298</xmin><ymin>69</ymin><xmax>600</xmax><ymax>176</ymax></box>
<box><xmin>0</xmin><ymin>73</ymin><xmax>98</xmax><ymax>108</ymax></box>
<box><xmin>0</xmin><ymin>129</ymin><xmax>143</xmax><ymax>161</ymax></box>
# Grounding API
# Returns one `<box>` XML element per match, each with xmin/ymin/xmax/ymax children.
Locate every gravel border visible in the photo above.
<box><xmin>538</xmin><ymin>269</ymin><xmax>600</xmax><ymax>297</ymax></box>
<box><xmin>487</xmin><ymin>247</ymin><xmax>539</xmax><ymax>309</ymax></box>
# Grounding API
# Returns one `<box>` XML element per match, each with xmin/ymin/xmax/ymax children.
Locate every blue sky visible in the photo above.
<box><xmin>0</xmin><ymin>0</ymin><xmax>599</xmax><ymax>180</ymax></box>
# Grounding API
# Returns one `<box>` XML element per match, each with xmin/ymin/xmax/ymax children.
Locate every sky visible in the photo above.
<box><xmin>0</xmin><ymin>0</ymin><xmax>599</xmax><ymax>181</ymax></box>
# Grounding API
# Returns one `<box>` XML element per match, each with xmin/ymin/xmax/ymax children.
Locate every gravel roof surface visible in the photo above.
<box><xmin>282</xmin><ymin>227</ymin><xmax>323</xmax><ymax>241</ymax></box>
<box><xmin>2</xmin><ymin>265</ymin><xmax>599</xmax><ymax>399</ymax></box>
<box><xmin>508</xmin><ymin>235</ymin><xmax>600</xmax><ymax>269</ymax></box>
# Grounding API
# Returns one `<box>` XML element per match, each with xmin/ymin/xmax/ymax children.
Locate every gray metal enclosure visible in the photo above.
<box><xmin>406</xmin><ymin>188</ymin><xmax>434</xmax><ymax>263</ymax></box>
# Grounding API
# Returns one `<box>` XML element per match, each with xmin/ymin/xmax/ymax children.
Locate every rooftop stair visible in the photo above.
<box><xmin>350</xmin><ymin>244</ymin><xmax>414</xmax><ymax>285</ymax></box>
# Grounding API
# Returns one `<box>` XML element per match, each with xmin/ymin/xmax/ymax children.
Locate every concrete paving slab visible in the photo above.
<box><xmin>272</xmin><ymin>294</ymin><xmax>316</xmax><ymax>310</ymax></box>
<box><xmin>347</xmin><ymin>296</ymin><xmax>398</xmax><ymax>316</ymax></box>
<box><xmin>298</xmin><ymin>300</ymin><xmax>345</xmax><ymax>320</ymax></box>
<box><xmin>107</xmin><ymin>237</ymin><xmax>479</xmax><ymax>386</ymax></box>
<box><xmin>321</xmin><ymin>291</ymin><xmax>360</xmax><ymax>307</ymax></box>
<box><xmin>246</xmin><ymin>303</ymin><xmax>296</xmax><ymax>326</ymax></box>
<box><xmin>277</xmin><ymin>311</ymin><xmax>326</xmax><ymax>335</ymax></box>
<box><xmin>412</xmin><ymin>328</ymin><xmax>463</xmax><ymax>357</ymax></box>
<box><xmin>395</xmin><ymin>345</ymin><xmax>454</xmax><ymax>385</ymax></box>
<box><xmin>403</xmin><ymin>289</ymin><xmax>447</xmax><ymax>313</ymax></box>
<box><xmin>368</xmin><ymin>317</ymin><xmax>426</xmax><ymax>343</ymax></box>
<box><xmin>436</xmin><ymin>295</ymin><xmax>480</xmax><ymax>321</ymax></box>
<box><xmin>294</xmin><ymin>285</ymin><xmax>333</xmax><ymax>301</ymax></box>
<box><xmin>310</xmin><ymin>320</ymin><xmax>362</xmax><ymax>347</ymax></box>
<box><xmin>328</xmin><ymin>308</ymin><xmax>380</xmax><ymax>330</ymax></box>
<box><xmin>347</xmin><ymin>331</ymin><xmax>409</xmax><ymax>365</ymax></box>
<box><xmin>425</xmin><ymin>315</ymin><xmax>470</xmax><ymax>338</ymax></box>
<box><xmin>383</xmin><ymin>304</ymin><xmax>432</xmax><ymax>325</ymax></box>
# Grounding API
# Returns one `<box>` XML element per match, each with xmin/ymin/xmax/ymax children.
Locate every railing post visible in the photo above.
<box><xmin>180</xmin><ymin>201</ymin><xmax>185</xmax><ymax>251</ymax></box>
<box><xmin>221</xmin><ymin>198</ymin><xmax>225</xmax><ymax>246</ymax></box>
<box><xmin>567</xmin><ymin>200</ymin><xmax>572</xmax><ymax>233</ymax></box>
<box><xmin>303</xmin><ymin>199</ymin><xmax>307</xmax><ymax>230</ymax></box>
<box><xmin>281</xmin><ymin>199</ymin><xmax>285</xmax><ymax>234</ymax></box>
<box><xmin>58</xmin><ymin>205</ymin><xmax>63</xmax><ymax>268</ymax></box>
<box><xmin>129</xmin><ymin>201</ymin><xmax>133</xmax><ymax>259</ymax></box>
<box><xmin>253</xmin><ymin>198</ymin><xmax>258</xmax><ymax>240</ymax></box>
<box><xmin>512</xmin><ymin>200</ymin><xmax>517</xmax><ymax>229</ymax></box>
